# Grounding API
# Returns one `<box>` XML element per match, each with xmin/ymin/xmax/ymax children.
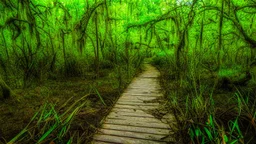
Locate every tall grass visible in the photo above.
<box><xmin>8</xmin><ymin>94</ymin><xmax>91</xmax><ymax>144</ymax></box>
<box><xmin>153</xmin><ymin>48</ymin><xmax>256</xmax><ymax>143</ymax></box>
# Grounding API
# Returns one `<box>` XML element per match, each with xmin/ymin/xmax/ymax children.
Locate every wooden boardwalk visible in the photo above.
<box><xmin>92</xmin><ymin>64</ymin><xmax>174</xmax><ymax>144</ymax></box>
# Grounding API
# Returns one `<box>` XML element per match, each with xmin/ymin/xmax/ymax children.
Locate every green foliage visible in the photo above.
<box><xmin>151</xmin><ymin>50</ymin><xmax>174</xmax><ymax>67</ymax></box>
<box><xmin>1</xmin><ymin>0</ymin><xmax>256</xmax><ymax>142</ymax></box>
<box><xmin>62</xmin><ymin>54</ymin><xmax>84</xmax><ymax>77</ymax></box>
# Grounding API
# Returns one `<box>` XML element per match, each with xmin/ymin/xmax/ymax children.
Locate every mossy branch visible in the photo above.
<box><xmin>76</xmin><ymin>1</ymin><xmax>104</xmax><ymax>40</ymax></box>
<box><xmin>201</xmin><ymin>5</ymin><xmax>256</xmax><ymax>49</ymax></box>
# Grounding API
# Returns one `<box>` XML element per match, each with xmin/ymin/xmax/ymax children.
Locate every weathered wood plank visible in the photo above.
<box><xmin>111</xmin><ymin>108</ymin><xmax>150</xmax><ymax>114</ymax></box>
<box><xmin>120</xmin><ymin>94</ymin><xmax>160</xmax><ymax>98</ymax></box>
<box><xmin>128</xmin><ymin>84</ymin><xmax>159</xmax><ymax>86</ymax></box>
<box><xmin>113</xmin><ymin>104</ymin><xmax>157</xmax><ymax>110</ymax></box>
<box><xmin>117</xmin><ymin>99</ymin><xmax>146</xmax><ymax>103</ymax></box>
<box><xmin>119</xmin><ymin>97</ymin><xmax>158</xmax><ymax>102</ymax></box>
<box><xmin>118</xmin><ymin>96</ymin><xmax>158</xmax><ymax>101</ymax></box>
<box><xmin>97</xmin><ymin>129</ymin><xmax>169</xmax><ymax>141</ymax></box>
<box><xmin>105</xmin><ymin>115</ymin><xmax>164</xmax><ymax>123</ymax></box>
<box><xmin>105</xmin><ymin>116</ymin><xmax>164</xmax><ymax>124</ymax></box>
<box><xmin>108</xmin><ymin>111</ymin><xmax>154</xmax><ymax>118</ymax></box>
<box><xmin>102</xmin><ymin>124</ymin><xmax>170</xmax><ymax>135</ymax></box>
<box><xmin>104</xmin><ymin>118</ymin><xmax>170</xmax><ymax>129</ymax></box>
<box><xmin>116</xmin><ymin>101</ymin><xmax>159</xmax><ymax>106</ymax></box>
<box><xmin>117</xmin><ymin>100</ymin><xmax>159</xmax><ymax>104</ymax></box>
<box><xmin>123</xmin><ymin>90</ymin><xmax>160</xmax><ymax>93</ymax></box>
<box><xmin>91</xmin><ymin>141</ymin><xmax>114</xmax><ymax>144</ymax></box>
<box><xmin>127</xmin><ymin>87</ymin><xmax>162</xmax><ymax>90</ymax></box>
<box><xmin>93</xmin><ymin>134</ymin><xmax>166</xmax><ymax>144</ymax></box>
<box><xmin>109</xmin><ymin>111</ymin><xmax>172</xmax><ymax>121</ymax></box>
<box><xmin>122</xmin><ymin>93</ymin><xmax>162</xmax><ymax>96</ymax></box>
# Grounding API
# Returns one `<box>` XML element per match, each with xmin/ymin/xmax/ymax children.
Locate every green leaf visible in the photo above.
<box><xmin>93</xmin><ymin>86</ymin><xmax>106</xmax><ymax>106</ymax></box>
<box><xmin>189</xmin><ymin>128</ymin><xmax>195</xmax><ymax>139</ymax></box>
<box><xmin>8</xmin><ymin>129</ymin><xmax>27</xmax><ymax>144</ymax></box>
<box><xmin>229</xmin><ymin>118</ymin><xmax>243</xmax><ymax>137</ymax></box>
<box><xmin>195</xmin><ymin>127</ymin><xmax>202</xmax><ymax>137</ymax></box>
<box><xmin>209</xmin><ymin>115</ymin><xmax>214</xmax><ymax>127</ymax></box>
<box><xmin>204</xmin><ymin>127</ymin><xmax>213</xmax><ymax>140</ymax></box>
<box><xmin>230</xmin><ymin>140</ymin><xmax>238</xmax><ymax>144</ymax></box>
<box><xmin>37</xmin><ymin>103</ymin><xmax>47</xmax><ymax>125</ymax></box>
<box><xmin>67</xmin><ymin>138</ymin><xmax>72</xmax><ymax>144</ymax></box>
<box><xmin>224</xmin><ymin>134</ymin><xmax>228</xmax><ymax>142</ymax></box>
<box><xmin>37</xmin><ymin>123</ymin><xmax>58</xmax><ymax>144</ymax></box>
<box><xmin>8</xmin><ymin>110</ymin><xmax>40</xmax><ymax>144</ymax></box>
<box><xmin>64</xmin><ymin>106</ymin><xmax>80</xmax><ymax>124</ymax></box>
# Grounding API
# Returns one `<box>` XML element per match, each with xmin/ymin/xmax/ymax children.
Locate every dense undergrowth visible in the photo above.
<box><xmin>0</xmin><ymin>59</ymin><xmax>144</xmax><ymax>144</ymax></box>
<box><xmin>152</xmin><ymin>50</ymin><xmax>256</xmax><ymax>143</ymax></box>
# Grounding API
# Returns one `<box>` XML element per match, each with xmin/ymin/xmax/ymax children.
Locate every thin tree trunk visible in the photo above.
<box><xmin>95</xmin><ymin>11</ymin><xmax>100</xmax><ymax>78</ymax></box>
<box><xmin>199</xmin><ymin>12</ymin><xmax>205</xmax><ymax>51</ymax></box>
<box><xmin>217</xmin><ymin>0</ymin><xmax>224</xmax><ymax>71</ymax></box>
<box><xmin>61</xmin><ymin>30</ymin><xmax>67</xmax><ymax>75</ymax></box>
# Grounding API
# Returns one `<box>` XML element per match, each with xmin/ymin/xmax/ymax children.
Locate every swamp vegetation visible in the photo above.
<box><xmin>0</xmin><ymin>0</ymin><xmax>256</xmax><ymax>143</ymax></box>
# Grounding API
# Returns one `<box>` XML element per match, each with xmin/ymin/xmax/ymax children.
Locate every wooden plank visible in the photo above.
<box><xmin>123</xmin><ymin>93</ymin><xmax>162</xmax><ymax>96</ymax></box>
<box><xmin>102</xmin><ymin>124</ymin><xmax>170</xmax><ymax>135</ymax></box>
<box><xmin>119</xmin><ymin>96</ymin><xmax>158</xmax><ymax>101</ymax></box>
<box><xmin>129</xmin><ymin>82</ymin><xmax>158</xmax><ymax>85</ymax></box>
<box><xmin>122</xmin><ymin>93</ymin><xmax>162</xmax><ymax>97</ymax></box>
<box><xmin>105</xmin><ymin>116</ymin><xmax>164</xmax><ymax>124</ymax></box>
<box><xmin>104</xmin><ymin>118</ymin><xmax>170</xmax><ymax>129</ymax></box>
<box><xmin>97</xmin><ymin>129</ymin><xmax>168</xmax><ymax>141</ymax></box>
<box><xmin>127</xmin><ymin>83</ymin><xmax>158</xmax><ymax>86</ymax></box>
<box><xmin>108</xmin><ymin>111</ymin><xmax>154</xmax><ymax>118</ymax></box>
<box><xmin>124</xmin><ymin>89</ymin><xmax>160</xmax><ymax>92</ymax></box>
<box><xmin>111</xmin><ymin>108</ymin><xmax>150</xmax><ymax>114</ymax></box>
<box><xmin>116</xmin><ymin>101</ymin><xmax>159</xmax><ymax>106</ymax></box>
<box><xmin>109</xmin><ymin>111</ymin><xmax>172</xmax><ymax>121</ymax></box>
<box><xmin>117</xmin><ymin>99</ymin><xmax>145</xmax><ymax>103</ymax></box>
<box><xmin>128</xmin><ymin>87</ymin><xmax>160</xmax><ymax>90</ymax></box>
<box><xmin>123</xmin><ymin>91</ymin><xmax>161</xmax><ymax>95</ymax></box>
<box><xmin>127</xmin><ymin>87</ymin><xmax>162</xmax><ymax>90</ymax></box>
<box><xmin>118</xmin><ymin>99</ymin><xmax>160</xmax><ymax>103</ymax></box>
<box><xmin>121</xmin><ymin>95</ymin><xmax>160</xmax><ymax>99</ymax></box>
<box><xmin>128</xmin><ymin>84</ymin><xmax>159</xmax><ymax>86</ymax></box>
<box><xmin>117</xmin><ymin>100</ymin><xmax>159</xmax><ymax>104</ymax></box>
<box><xmin>141</xmin><ymin>75</ymin><xmax>159</xmax><ymax>77</ymax></box>
<box><xmin>128</xmin><ymin>85</ymin><xmax>159</xmax><ymax>87</ymax></box>
<box><xmin>120</xmin><ymin>96</ymin><xmax>159</xmax><ymax>100</ymax></box>
<box><xmin>93</xmin><ymin>134</ymin><xmax>166</xmax><ymax>144</ymax></box>
<box><xmin>113</xmin><ymin>104</ymin><xmax>157</xmax><ymax>110</ymax></box>
<box><xmin>91</xmin><ymin>141</ymin><xmax>114</xmax><ymax>144</ymax></box>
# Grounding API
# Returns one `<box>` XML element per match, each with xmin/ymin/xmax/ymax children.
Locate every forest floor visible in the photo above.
<box><xmin>0</xmin><ymin>68</ymin><xmax>143</xmax><ymax>143</ymax></box>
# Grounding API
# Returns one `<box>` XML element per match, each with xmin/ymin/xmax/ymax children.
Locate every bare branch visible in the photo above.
<box><xmin>201</xmin><ymin>5</ymin><xmax>256</xmax><ymax>48</ymax></box>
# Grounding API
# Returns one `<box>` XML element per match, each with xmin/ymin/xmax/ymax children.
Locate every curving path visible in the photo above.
<box><xmin>92</xmin><ymin>64</ymin><xmax>174</xmax><ymax>144</ymax></box>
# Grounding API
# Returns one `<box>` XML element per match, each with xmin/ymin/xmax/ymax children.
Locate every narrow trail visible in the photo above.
<box><xmin>92</xmin><ymin>64</ymin><xmax>174</xmax><ymax>144</ymax></box>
